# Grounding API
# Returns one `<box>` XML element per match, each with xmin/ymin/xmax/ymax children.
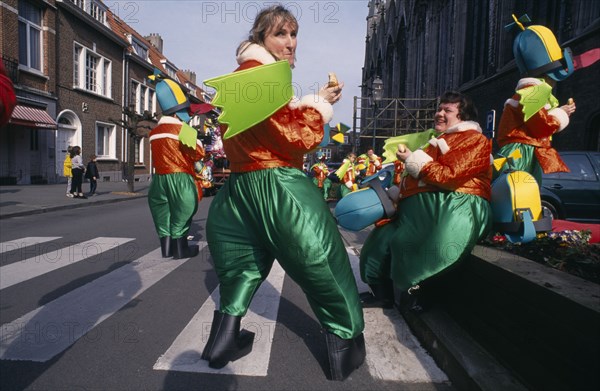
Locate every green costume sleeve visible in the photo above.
<box><xmin>204</xmin><ymin>61</ymin><xmax>293</xmax><ymax>140</ymax></box>
<box><xmin>382</xmin><ymin>129</ymin><xmax>439</xmax><ymax>164</ymax></box>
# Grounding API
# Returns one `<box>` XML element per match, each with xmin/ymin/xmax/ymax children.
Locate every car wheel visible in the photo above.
<box><xmin>541</xmin><ymin>200</ymin><xmax>559</xmax><ymax>220</ymax></box>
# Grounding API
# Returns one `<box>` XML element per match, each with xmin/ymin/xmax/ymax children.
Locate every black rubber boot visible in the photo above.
<box><xmin>201</xmin><ymin>311</ymin><xmax>255</xmax><ymax>369</ymax></box>
<box><xmin>359</xmin><ymin>280</ymin><xmax>394</xmax><ymax>309</ymax></box>
<box><xmin>325</xmin><ymin>332</ymin><xmax>366</xmax><ymax>381</ymax></box>
<box><xmin>399</xmin><ymin>285</ymin><xmax>431</xmax><ymax>314</ymax></box>
<box><xmin>159</xmin><ymin>236</ymin><xmax>173</xmax><ymax>258</ymax></box>
<box><xmin>172</xmin><ymin>237</ymin><xmax>199</xmax><ymax>259</ymax></box>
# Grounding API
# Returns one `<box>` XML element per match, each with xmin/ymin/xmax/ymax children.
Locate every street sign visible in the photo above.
<box><xmin>485</xmin><ymin>110</ymin><xmax>496</xmax><ymax>139</ymax></box>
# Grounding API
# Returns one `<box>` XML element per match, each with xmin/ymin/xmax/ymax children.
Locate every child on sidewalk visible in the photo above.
<box><xmin>85</xmin><ymin>154</ymin><xmax>99</xmax><ymax>196</ymax></box>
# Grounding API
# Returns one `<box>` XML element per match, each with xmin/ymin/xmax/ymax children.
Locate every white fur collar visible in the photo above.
<box><xmin>516</xmin><ymin>77</ymin><xmax>545</xmax><ymax>90</ymax></box>
<box><xmin>237</xmin><ymin>42</ymin><xmax>277</xmax><ymax>65</ymax></box>
<box><xmin>443</xmin><ymin>120</ymin><xmax>482</xmax><ymax>134</ymax></box>
<box><xmin>158</xmin><ymin>115</ymin><xmax>182</xmax><ymax>125</ymax></box>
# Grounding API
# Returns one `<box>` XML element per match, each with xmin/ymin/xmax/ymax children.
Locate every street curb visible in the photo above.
<box><xmin>0</xmin><ymin>193</ymin><xmax>147</xmax><ymax>220</ymax></box>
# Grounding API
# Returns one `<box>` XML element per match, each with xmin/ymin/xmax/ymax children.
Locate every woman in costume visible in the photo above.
<box><xmin>359</xmin><ymin>91</ymin><xmax>493</xmax><ymax>309</ymax></box>
<box><xmin>202</xmin><ymin>5</ymin><xmax>365</xmax><ymax>381</ymax></box>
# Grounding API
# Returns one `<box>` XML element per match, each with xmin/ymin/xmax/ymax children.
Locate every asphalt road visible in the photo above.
<box><xmin>0</xmin><ymin>197</ymin><xmax>453</xmax><ymax>391</ymax></box>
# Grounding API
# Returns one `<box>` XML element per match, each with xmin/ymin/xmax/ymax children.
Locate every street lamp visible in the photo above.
<box><xmin>371</xmin><ymin>76</ymin><xmax>384</xmax><ymax>150</ymax></box>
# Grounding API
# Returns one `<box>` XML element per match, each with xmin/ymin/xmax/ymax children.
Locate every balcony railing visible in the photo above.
<box><xmin>2</xmin><ymin>56</ymin><xmax>19</xmax><ymax>84</ymax></box>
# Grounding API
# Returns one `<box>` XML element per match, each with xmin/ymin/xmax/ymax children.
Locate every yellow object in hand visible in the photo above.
<box><xmin>328</xmin><ymin>72</ymin><xmax>339</xmax><ymax>88</ymax></box>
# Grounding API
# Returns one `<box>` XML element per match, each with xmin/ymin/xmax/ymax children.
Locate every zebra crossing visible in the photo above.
<box><xmin>0</xmin><ymin>236</ymin><xmax>447</xmax><ymax>382</ymax></box>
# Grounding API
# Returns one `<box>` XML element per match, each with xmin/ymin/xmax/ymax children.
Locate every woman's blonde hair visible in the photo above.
<box><xmin>237</xmin><ymin>5</ymin><xmax>298</xmax><ymax>63</ymax></box>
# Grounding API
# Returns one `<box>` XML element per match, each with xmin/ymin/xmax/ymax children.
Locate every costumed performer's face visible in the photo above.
<box><xmin>434</xmin><ymin>102</ymin><xmax>462</xmax><ymax>133</ymax></box>
<box><xmin>264</xmin><ymin>21</ymin><xmax>297</xmax><ymax>67</ymax></box>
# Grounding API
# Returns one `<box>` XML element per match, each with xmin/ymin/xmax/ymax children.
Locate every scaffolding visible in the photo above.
<box><xmin>352</xmin><ymin>96</ymin><xmax>439</xmax><ymax>153</ymax></box>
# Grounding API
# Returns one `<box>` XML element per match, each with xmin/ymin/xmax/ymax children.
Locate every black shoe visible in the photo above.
<box><xmin>359</xmin><ymin>291</ymin><xmax>394</xmax><ymax>309</ymax></box>
<box><xmin>398</xmin><ymin>286</ymin><xmax>431</xmax><ymax>314</ymax></box>
<box><xmin>172</xmin><ymin>237</ymin><xmax>199</xmax><ymax>259</ymax></box>
<box><xmin>159</xmin><ymin>236</ymin><xmax>173</xmax><ymax>258</ymax></box>
<box><xmin>201</xmin><ymin>311</ymin><xmax>255</xmax><ymax>369</ymax></box>
<box><xmin>325</xmin><ymin>332</ymin><xmax>366</xmax><ymax>381</ymax></box>
<box><xmin>79</xmin><ymin>195</ymin><xmax>87</xmax><ymax>199</ymax></box>
<box><xmin>360</xmin><ymin>281</ymin><xmax>395</xmax><ymax>309</ymax></box>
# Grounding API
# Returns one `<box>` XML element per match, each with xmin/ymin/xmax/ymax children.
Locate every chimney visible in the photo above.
<box><xmin>145</xmin><ymin>33</ymin><xmax>163</xmax><ymax>54</ymax></box>
<box><xmin>182</xmin><ymin>69</ymin><xmax>197</xmax><ymax>84</ymax></box>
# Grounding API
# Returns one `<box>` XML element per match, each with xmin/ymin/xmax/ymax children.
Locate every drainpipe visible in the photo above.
<box><xmin>121</xmin><ymin>51</ymin><xmax>128</xmax><ymax>180</ymax></box>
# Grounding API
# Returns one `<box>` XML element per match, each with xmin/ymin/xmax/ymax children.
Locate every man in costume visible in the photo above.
<box><xmin>365</xmin><ymin>148</ymin><xmax>383</xmax><ymax>176</ymax></box>
<box><xmin>335</xmin><ymin>152</ymin><xmax>359</xmax><ymax>198</ymax></box>
<box><xmin>147</xmin><ymin>73</ymin><xmax>204</xmax><ymax>259</ymax></box>
<box><xmin>495</xmin><ymin>15</ymin><xmax>576</xmax><ymax>185</ymax></box>
<box><xmin>311</xmin><ymin>153</ymin><xmax>332</xmax><ymax>200</ymax></box>
<box><xmin>201</xmin><ymin>5</ymin><xmax>365</xmax><ymax>381</ymax></box>
<box><xmin>359</xmin><ymin>91</ymin><xmax>492</xmax><ymax>310</ymax></box>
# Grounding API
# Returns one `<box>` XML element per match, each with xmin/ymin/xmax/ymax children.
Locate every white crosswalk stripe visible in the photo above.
<box><xmin>0</xmin><ymin>237</ymin><xmax>61</xmax><ymax>255</ymax></box>
<box><xmin>0</xmin><ymin>236</ymin><xmax>447</xmax><ymax>382</ymax></box>
<box><xmin>0</xmin><ymin>240</ymin><xmax>207</xmax><ymax>362</ymax></box>
<box><xmin>154</xmin><ymin>261</ymin><xmax>286</xmax><ymax>376</ymax></box>
<box><xmin>0</xmin><ymin>237</ymin><xmax>135</xmax><ymax>290</ymax></box>
<box><xmin>347</xmin><ymin>247</ymin><xmax>447</xmax><ymax>382</ymax></box>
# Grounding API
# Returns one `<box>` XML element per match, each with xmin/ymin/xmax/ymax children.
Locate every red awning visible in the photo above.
<box><xmin>9</xmin><ymin>104</ymin><xmax>57</xmax><ymax>129</ymax></box>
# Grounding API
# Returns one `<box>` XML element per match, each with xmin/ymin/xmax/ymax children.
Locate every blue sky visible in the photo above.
<box><xmin>105</xmin><ymin>0</ymin><xmax>370</xmax><ymax>126</ymax></box>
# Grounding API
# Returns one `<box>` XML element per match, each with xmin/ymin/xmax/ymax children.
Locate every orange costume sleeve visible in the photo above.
<box><xmin>401</xmin><ymin>127</ymin><xmax>492</xmax><ymax>201</ymax></box>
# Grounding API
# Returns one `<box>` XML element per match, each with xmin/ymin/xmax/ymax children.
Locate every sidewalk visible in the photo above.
<box><xmin>0</xmin><ymin>181</ymin><xmax>149</xmax><ymax>219</ymax></box>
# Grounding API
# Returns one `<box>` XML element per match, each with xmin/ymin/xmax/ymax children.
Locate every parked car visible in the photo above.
<box><xmin>540</xmin><ymin>151</ymin><xmax>600</xmax><ymax>223</ymax></box>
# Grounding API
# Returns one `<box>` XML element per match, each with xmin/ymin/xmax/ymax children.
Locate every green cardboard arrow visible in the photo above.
<box><xmin>516</xmin><ymin>80</ymin><xmax>558</xmax><ymax>122</ymax></box>
<box><xmin>382</xmin><ymin>129</ymin><xmax>439</xmax><ymax>164</ymax></box>
<box><xmin>178</xmin><ymin>122</ymin><xmax>198</xmax><ymax>149</ymax></box>
<box><xmin>204</xmin><ymin>61</ymin><xmax>293</xmax><ymax>139</ymax></box>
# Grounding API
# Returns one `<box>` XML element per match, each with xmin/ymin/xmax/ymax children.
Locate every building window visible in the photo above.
<box><xmin>131</xmin><ymin>39</ymin><xmax>149</xmax><ymax>60</ymax></box>
<box><xmin>96</xmin><ymin>123</ymin><xmax>116</xmax><ymax>158</ymax></box>
<box><xmin>70</xmin><ymin>0</ymin><xmax>106</xmax><ymax>24</ymax></box>
<box><xmin>85</xmin><ymin>53</ymin><xmax>98</xmax><ymax>92</ymax></box>
<box><xmin>73</xmin><ymin>46</ymin><xmax>80</xmax><ymax>85</ymax></box>
<box><xmin>134</xmin><ymin>138</ymin><xmax>144</xmax><ymax>164</ymax></box>
<box><xmin>18</xmin><ymin>0</ymin><xmax>43</xmax><ymax>71</ymax></box>
<box><xmin>131</xmin><ymin>80</ymin><xmax>155</xmax><ymax>115</ymax></box>
<box><xmin>90</xmin><ymin>2</ymin><xmax>106</xmax><ymax>24</ymax></box>
<box><xmin>74</xmin><ymin>43</ymin><xmax>112</xmax><ymax>97</ymax></box>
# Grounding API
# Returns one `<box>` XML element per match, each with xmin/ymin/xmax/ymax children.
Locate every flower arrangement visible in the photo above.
<box><xmin>484</xmin><ymin>230</ymin><xmax>600</xmax><ymax>284</ymax></box>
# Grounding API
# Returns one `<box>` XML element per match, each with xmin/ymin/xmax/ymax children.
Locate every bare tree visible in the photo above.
<box><xmin>110</xmin><ymin>105</ymin><xmax>155</xmax><ymax>193</ymax></box>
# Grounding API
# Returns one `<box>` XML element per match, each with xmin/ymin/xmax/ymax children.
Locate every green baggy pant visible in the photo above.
<box><xmin>148</xmin><ymin>172</ymin><xmax>198</xmax><ymax>239</ymax></box>
<box><xmin>207</xmin><ymin>167</ymin><xmax>364</xmax><ymax>340</ymax></box>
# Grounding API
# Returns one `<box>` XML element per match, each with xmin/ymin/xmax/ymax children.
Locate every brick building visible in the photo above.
<box><xmin>1</xmin><ymin>0</ymin><xmax>209</xmax><ymax>185</ymax></box>
<box><xmin>1</xmin><ymin>0</ymin><xmax>58</xmax><ymax>184</ymax></box>
<box><xmin>361</xmin><ymin>0</ymin><xmax>600</xmax><ymax>152</ymax></box>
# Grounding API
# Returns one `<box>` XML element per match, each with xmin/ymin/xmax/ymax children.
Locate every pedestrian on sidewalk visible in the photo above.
<box><xmin>201</xmin><ymin>5</ymin><xmax>365</xmax><ymax>381</ymax></box>
<box><xmin>69</xmin><ymin>146</ymin><xmax>86</xmax><ymax>199</ymax></box>
<box><xmin>85</xmin><ymin>154</ymin><xmax>99</xmax><ymax>196</ymax></box>
<box><xmin>63</xmin><ymin>146</ymin><xmax>73</xmax><ymax>197</ymax></box>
